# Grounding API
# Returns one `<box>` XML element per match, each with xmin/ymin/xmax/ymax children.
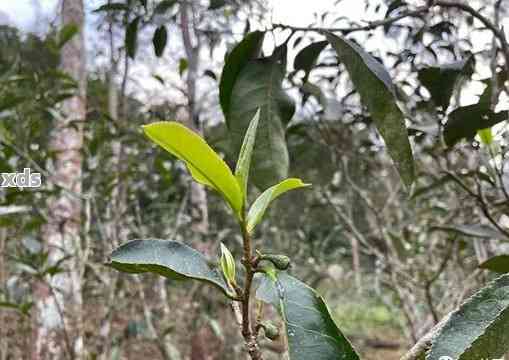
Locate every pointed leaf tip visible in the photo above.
<box><xmin>247</xmin><ymin>178</ymin><xmax>311</xmax><ymax>233</ymax></box>
<box><xmin>235</xmin><ymin>109</ymin><xmax>261</xmax><ymax>199</ymax></box>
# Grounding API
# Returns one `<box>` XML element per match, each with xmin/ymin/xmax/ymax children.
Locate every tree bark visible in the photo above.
<box><xmin>34</xmin><ymin>0</ymin><xmax>86</xmax><ymax>358</ymax></box>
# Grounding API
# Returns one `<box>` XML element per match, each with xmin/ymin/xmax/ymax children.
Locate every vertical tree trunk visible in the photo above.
<box><xmin>180</xmin><ymin>2</ymin><xmax>209</xmax><ymax>235</ymax></box>
<box><xmin>34</xmin><ymin>0</ymin><xmax>86</xmax><ymax>358</ymax></box>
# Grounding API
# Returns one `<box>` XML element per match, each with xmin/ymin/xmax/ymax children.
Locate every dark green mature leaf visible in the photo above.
<box><xmin>126</xmin><ymin>16</ymin><xmax>141</xmax><ymax>59</ymax></box>
<box><xmin>478</xmin><ymin>71</ymin><xmax>507</xmax><ymax>109</ymax></box>
<box><xmin>479</xmin><ymin>255</ymin><xmax>509</xmax><ymax>273</ymax></box>
<box><xmin>108</xmin><ymin>239</ymin><xmax>231</xmax><ymax>296</ymax></box>
<box><xmin>93</xmin><ymin>2</ymin><xmax>129</xmax><ymax>12</ymax></box>
<box><xmin>444</xmin><ymin>105</ymin><xmax>508</xmax><ymax>147</ymax></box>
<box><xmin>152</xmin><ymin>26</ymin><xmax>168</xmax><ymax>57</ymax></box>
<box><xmin>430</xmin><ymin>224</ymin><xmax>503</xmax><ymax>239</ymax></box>
<box><xmin>209</xmin><ymin>0</ymin><xmax>226</xmax><ymax>10</ymax></box>
<box><xmin>418</xmin><ymin>57</ymin><xmax>473</xmax><ymax>110</ymax></box>
<box><xmin>227</xmin><ymin>51</ymin><xmax>295</xmax><ymax>190</ymax></box>
<box><xmin>256</xmin><ymin>272</ymin><xmax>359</xmax><ymax>360</ymax></box>
<box><xmin>427</xmin><ymin>274</ymin><xmax>509</xmax><ymax>360</ymax></box>
<box><xmin>326</xmin><ymin>33</ymin><xmax>415</xmax><ymax>188</ymax></box>
<box><xmin>293</xmin><ymin>41</ymin><xmax>328</xmax><ymax>80</ymax></box>
<box><xmin>219</xmin><ymin>31</ymin><xmax>264</xmax><ymax>117</ymax></box>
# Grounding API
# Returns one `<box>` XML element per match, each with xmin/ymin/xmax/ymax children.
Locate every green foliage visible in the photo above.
<box><xmin>431</xmin><ymin>224</ymin><xmax>503</xmax><ymax>239</ymax></box>
<box><xmin>219</xmin><ymin>31</ymin><xmax>264</xmax><ymax>117</ymax></box>
<box><xmin>107</xmin><ymin>239</ymin><xmax>232</xmax><ymax>297</ymax></box>
<box><xmin>220</xmin><ymin>243</ymin><xmax>236</xmax><ymax>285</ymax></box>
<box><xmin>479</xmin><ymin>255</ymin><xmax>509</xmax><ymax>273</ymax></box>
<box><xmin>444</xmin><ymin>105</ymin><xmax>507</xmax><ymax>147</ymax></box>
<box><xmin>152</xmin><ymin>25</ymin><xmax>168</xmax><ymax>57</ymax></box>
<box><xmin>256</xmin><ymin>271</ymin><xmax>360</xmax><ymax>360</ymax></box>
<box><xmin>57</xmin><ymin>23</ymin><xmax>79</xmax><ymax>48</ymax></box>
<box><xmin>226</xmin><ymin>49</ymin><xmax>295</xmax><ymax>189</ymax></box>
<box><xmin>93</xmin><ymin>2</ymin><xmax>129</xmax><ymax>12</ymax></box>
<box><xmin>246</xmin><ymin>178</ymin><xmax>310</xmax><ymax>234</ymax></box>
<box><xmin>126</xmin><ymin>16</ymin><xmax>140</xmax><ymax>59</ymax></box>
<box><xmin>142</xmin><ymin>121</ymin><xmax>243</xmax><ymax>216</ymax></box>
<box><xmin>293</xmin><ymin>40</ymin><xmax>328</xmax><ymax>81</ymax></box>
<box><xmin>417</xmin><ymin>57</ymin><xmax>473</xmax><ymax>111</ymax></box>
<box><xmin>428</xmin><ymin>274</ymin><xmax>509</xmax><ymax>360</ymax></box>
<box><xmin>326</xmin><ymin>33</ymin><xmax>415</xmax><ymax>188</ymax></box>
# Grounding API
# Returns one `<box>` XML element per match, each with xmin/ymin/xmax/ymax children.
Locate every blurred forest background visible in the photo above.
<box><xmin>0</xmin><ymin>0</ymin><xmax>508</xmax><ymax>359</ymax></box>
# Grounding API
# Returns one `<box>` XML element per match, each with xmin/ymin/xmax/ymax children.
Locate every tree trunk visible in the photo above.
<box><xmin>33</xmin><ymin>0</ymin><xmax>86</xmax><ymax>358</ymax></box>
<box><xmin>180</xmin><ymin>1</ymin><xmax>209</xmax><ymax>235</ymax></box>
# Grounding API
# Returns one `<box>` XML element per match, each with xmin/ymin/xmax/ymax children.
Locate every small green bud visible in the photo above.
<box><xmin>220</xmin><ymin>243</ymin><xmax>236</xmax><ymax>286</ymax></box>
<box><xmin>261</xmin><ymin>254</ymin><xmax>291</xmax><ymax>270</ymax></box>
<box><xmin>261</xmin><ymin>321</ymin><xmax>280</xmax><ymax>341</ymax></box>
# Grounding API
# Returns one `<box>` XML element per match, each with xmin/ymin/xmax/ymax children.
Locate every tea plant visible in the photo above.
<box><xmin>107</xmin><ymin>28</ymin><xmax>509</xmax><ymax>360</ymax></box>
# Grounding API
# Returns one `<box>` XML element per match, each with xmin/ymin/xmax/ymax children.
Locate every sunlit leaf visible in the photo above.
<box><xmin>247</xmin><ymin>178</ymin><xmax>310</xmax><ymax>233</ymax></box>
<box><xmin>477</xmin><ymin>128</ymin><xmax>493</xmax><ymax>146</ymax></box>
<box><xmin>93</xmin><ymin>3</ymin><xmax>128</xmax><ymax>12</ymax></box>
<box><xmin>142</xmin><ymin>122</ymin><xmax>243</xmax><ymax>215</ymax></box>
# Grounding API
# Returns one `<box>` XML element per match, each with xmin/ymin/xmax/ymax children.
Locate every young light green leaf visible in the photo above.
<box><xmin>326</xmin><ymin>33</ymin><xmax>415</xmax><ymax>188</ymax></box>
<box><xmin>142</xmin><ymin>122</ymin><xmax>243</xmax><ymax>215</ymax></box>
<box><xmin>246</xmin><ymin>178</ymin><xmax>310</xmax><ymax>234</ymax></box>
<box><xmin>427</xmin><ymin>274</ymin><xmax>509</xmax><ymax>360</ymax></box>
<box><xmin>220</xmin><ymin>243</ymin><xmax>236</xmax><ymax>285</ymax></box>
<box><xmin>256</xmin><ymin>272</ymin><xmax>360</xmax><ymax>360</ymax></box>
<box><xmin>234</xmin><ymin>109</ymin><xmax>260</xmax><ymax>198</ymax></box>
<box><xmin>107</xmin><ymin>239</ymin><xmax>232</xmax><ymax>297</ymax></box>
<box><xmin>477</xmin><ymin>127</ymin><xmax>493</xmax><ymax>146</ymax></box>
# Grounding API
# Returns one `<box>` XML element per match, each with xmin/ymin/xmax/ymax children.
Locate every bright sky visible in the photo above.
<box><xmin>0</xmin><ymin>0</ymin><xmax>364</xmax><ymax>31</ymax></box>
<box><xmin>0</xmin><ymin>0</ymin><xmax>506</xmax><ymax>110</ymax></box>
